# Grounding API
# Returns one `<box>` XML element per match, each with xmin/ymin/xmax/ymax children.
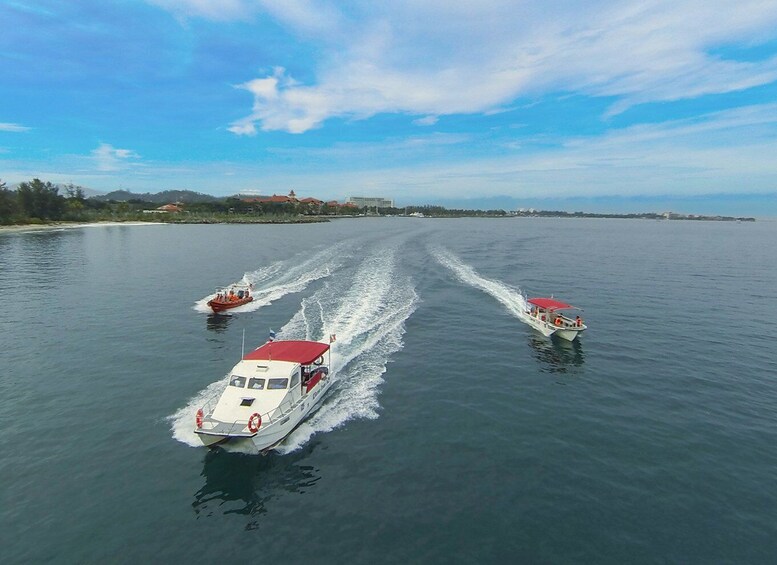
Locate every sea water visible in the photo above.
<box><xmin>1</xmin><ymin>218</ymin><xmax>776</xmax><ymax>563</ymax></box>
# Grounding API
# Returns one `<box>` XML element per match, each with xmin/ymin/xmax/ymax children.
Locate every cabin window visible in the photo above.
<box><xmin>290</xmin><ymin>371</ymin><xmax>300</xmax><ymax>388</ymax></box>
<box><xmin>267</xmin><ymin>378</ymin><xmax>288</xmax><ymax>390</ymax></box>
<box><xmin>229</xmin><ymin>375</ymin><xmax>246</xmax><ymax>388</ymax></box>
<box><xmin>247</xmin><ymin>377</ymin><xmax>265</xmax><ymax>390</ymax></box>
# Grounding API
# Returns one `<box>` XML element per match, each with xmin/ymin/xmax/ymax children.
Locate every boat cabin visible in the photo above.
<box><xmin>527</xmin><ymin>297</ymin><xmax>584</xmax><ymax>329</ymax></box>
<box><xmin>206</xmin><ymin>340</ymin><xmax>331</xmax><ymax>427</ymax></box>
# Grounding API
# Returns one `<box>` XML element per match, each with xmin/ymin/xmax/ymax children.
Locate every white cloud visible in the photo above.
<box><xmin>0</xmin><ymin>122</ymin><xmax>30</xmax><ymax>132</ymax></box>
<box><xmin>413</xmin><ymin>115</ymin><xmax>439</xmax><ymax>126</ymax></box>
<box><xmin>147</xmin><ymin>0</ymin><xmax>253</xmax><ymax>21</ymax></box>
<box><xmin>91</xmin><ymin>143</ymin><xmax>140</xmax><ymax>172</ymax></box>
<box><xmin>154</xmin><ymin>0</ymin><xmax>777</xmax><ymax>133</ymax></box>
<box><xmin>229</xmin><ymin>102</ymin><xmax>777</xmax><ymax>200</ymax></box>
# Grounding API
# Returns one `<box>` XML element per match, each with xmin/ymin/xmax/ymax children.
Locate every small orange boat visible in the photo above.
<box><xmin>207</xmin><ymin>285</ymin><xmax>254</xmax><ymax>313</ymax></box>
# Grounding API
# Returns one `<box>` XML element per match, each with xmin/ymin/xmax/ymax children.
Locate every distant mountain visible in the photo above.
<box><xmin>5</xmin><ymin>182</ymin><xmax>104</xmax><ymax>198</ymax></box>
<box><xmin>92</xmin><ymin>189</ymin><xmax>221</xmax><ymax>203</ymax></box>
<box><xmin>403</xmin><ymin>192</ymin><xmax>777</xmax><ymax>216</ymax></box>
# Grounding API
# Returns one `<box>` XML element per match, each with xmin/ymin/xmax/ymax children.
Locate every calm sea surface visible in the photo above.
<box><xmin>1</xmin><ymin>218</ymin><xmax>776</xmax><ymax>563</ymax></box>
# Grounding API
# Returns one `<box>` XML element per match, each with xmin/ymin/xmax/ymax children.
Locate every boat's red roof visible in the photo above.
<box><xmin>243</xmin><ymin>340</ymin><xmax>330</xmax><ymax>364</ymax></box>
<box><xmin>528</xmin><ymin>297</ymin><xmax>578</xmax><ymax>311</ymax></box>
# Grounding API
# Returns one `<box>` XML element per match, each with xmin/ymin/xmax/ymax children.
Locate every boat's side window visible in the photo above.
<box><xmin>248</xmin><ymin>377</ymin><xmax>265</xmax><ymax>390</ymax></box>
<box><xmin>229</xmin><ymin>375</ymin><xmax>246</xmax><ymax>388</ymax></box>
<box><xmin>290</xmin><ymin>370</ymin><xmax>300</xmax><ymax>388</ymax></box>
<box><xmin>267</xmin><ymin>378</ymin><xmax>288</xmax><ymax>390</ymax></box>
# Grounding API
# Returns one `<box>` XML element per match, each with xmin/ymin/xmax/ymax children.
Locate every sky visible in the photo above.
<box><xmin>2</xmin><ymin>0</ymin><xmax>777</xmax><ymax>213</ymax></box>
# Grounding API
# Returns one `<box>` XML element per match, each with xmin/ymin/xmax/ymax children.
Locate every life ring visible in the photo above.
<box><xmin>195</xmin><ymin>408</ymin><xmax>204</xmax><ymax>429</ymax></box>
<box><xmin>247</xmin><ymin>412</ymin><xmax>262</xmax><ymax>433</ymax></box>
<box><xmin>313</xmin><ymin>356</ymin><xmax>324</xmax><ymax>366</ymax></box>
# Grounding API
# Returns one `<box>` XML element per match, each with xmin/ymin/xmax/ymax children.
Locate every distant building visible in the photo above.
<box><xmin>243</xmin><ymin>189</ymin><xmax>299</xmax><ymax>204</ymax></box>
<box><xmin>345</xmin><ymin>196</ymin><xmax>395</xmax><ymax>209</ymax></box>
<box><xmin>144</xmin><ymin>203</ymin><xmax>183</xmax><ymax>214</ymax></box>
<box><xmin>157</xmin><ymin>203</ymin><xmax>182</xmax><ymax>212</ymax></box>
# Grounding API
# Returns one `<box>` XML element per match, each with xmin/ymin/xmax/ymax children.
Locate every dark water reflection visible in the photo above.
<box><xmin>528</xmin><ymin>334</ymin><xmax>585</xmax><ymax>373</ymax></box>
<box><xmin>193</xmin><ymin>449</ymin><xmax>321</xmax><ymax>530</ymax></box>
<box><xmin>7</xmin><ymin>230</ymin><xmax>84</xmax><ymax>290</ymax></box>
<box><xmin>206</xmin><ymin>313</ymin><xmax>232</xmax><ymax>332</ymax></box>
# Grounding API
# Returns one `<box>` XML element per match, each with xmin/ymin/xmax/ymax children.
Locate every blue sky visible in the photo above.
<box><xmin>2</xmin><ymin>0</ymin><xmax>777</xmax><ymax>213</ymax></box>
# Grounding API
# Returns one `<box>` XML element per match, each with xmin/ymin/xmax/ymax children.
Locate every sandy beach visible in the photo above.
<box><xmin>0</xmin><ymin>221</ymin><xmax>158</xmax><ymax>233</ymax></box>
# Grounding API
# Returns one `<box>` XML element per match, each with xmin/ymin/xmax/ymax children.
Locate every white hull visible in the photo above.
<box><xmin>522</xmin><ymin>312</ymin><xmax>585</xmax><ymax>341</ymax></box>
<box><xmin>196</xmin><ymin>377</ymin><xmax>334</xmax><ymax>451</ymax></box>
<box><xmin>554</xmin><ymin>328</ymin><xmax>584</xmax><ymax>342</ymax></box>
<box><xmin>245</xmin><ymin>376</ymin><xmax>333</xmax><ymax>451</ymax></box>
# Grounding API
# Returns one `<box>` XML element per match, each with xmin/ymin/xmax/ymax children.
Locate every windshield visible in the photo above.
<box><xmin>267</xmin><ymin>378</ymin><xmax>288</xmax><ymax>390</ymax></box>
<box><xmin>229</xmin><ymin>375</ymin><xmax>246</xmax><ymax>388</ymax></box>
<box><xmin>247</xmin><ymin>377</ymin><xmax>265</xmax><ymax>390</ymax></box>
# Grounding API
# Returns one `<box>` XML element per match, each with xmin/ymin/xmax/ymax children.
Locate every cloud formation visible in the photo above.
<box><xmin>155</xmin><ymin>0</ymin><xmax>777</xmax><ymax>134</ymax></box>
<box><xmin>91</xmin><ymin>143</ymin><xmax>140</xmax><ymax>172</ymax></box>
<box><xmin>0</xmin><ymin>122</ymin><xmax>30</xmax><ymax>132</ymax></box>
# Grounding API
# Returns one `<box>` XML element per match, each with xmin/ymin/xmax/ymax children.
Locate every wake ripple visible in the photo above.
<box><xmin>193</xmin><ymin>243</ymin><xmax>349</xmax><ymax>314</ymax></box>
<box><xmin>276</xmin><ymin>244</ymin><xmax>418</xmax><ymax>453</ymax></box>
<box><xmin>432</xmin><ymin>245</ymin><xmax>529</xmax><ymax>320</ymax></box>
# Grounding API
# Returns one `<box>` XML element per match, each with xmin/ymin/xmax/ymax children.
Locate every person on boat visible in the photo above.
<box><xmin>554</xmin><ymin>316</ymin><xmax>563</xmax><ymax>327</ymax></box>
<box><xmin>237</xmin><ymin>290</ymin><xmax>244</xmax><ymax>299</ymax></box>
<box><xmin>575</xmin><ymin>315</ymin><xmax>583</xmax><ymax>327</ymax></box>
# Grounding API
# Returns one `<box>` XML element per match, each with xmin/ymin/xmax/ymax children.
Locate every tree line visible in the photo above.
<box><xmin>0</xmin><ymin>178</ymin><xmax>363</xmax><ymax>225</ymax></box>
<box><xmin>0</xmin><ymin>178</ymin><xmax>93</xmax><ymax>224</ymax></box>
<box><xmin>0</xmin><ymin>178</ymin><xmax>512</xmax><ymax>226</ymax></box>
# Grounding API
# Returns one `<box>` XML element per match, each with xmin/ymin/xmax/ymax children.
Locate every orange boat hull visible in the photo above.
<box><xmin>207</xmin><ymin>296</ymin><xmax>254</xmax><ymax>313</ymax></box>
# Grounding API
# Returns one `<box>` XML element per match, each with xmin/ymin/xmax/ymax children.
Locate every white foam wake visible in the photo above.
<box><xmin>169</xmin><ymin>376</ymin><xmax>228</xmax><ymax>447</ymax></box>
<box><xmin>171</xmin><ymin>242</ymin><xmax>418</xmax><ymax>452</ymax></box>
<box><xmin>432</xmin><ymin>245</ymin><xmax>529</xmax><ymax>320</ymax></box>
<box><xmin>193</xmin><ymin>243</ymin><xmax>349</xmax><ymax>314</ymax></box>
<box><xmin>275</xmin><ymin>245</ymin><xmax>418</xmax><ymax>453</ymax></box>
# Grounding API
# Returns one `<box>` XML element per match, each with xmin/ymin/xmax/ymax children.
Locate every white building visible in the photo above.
<box><xmin>345</xmin><ymin>196</ymin><xmax>395</xmax><ymax>209</ymax></box>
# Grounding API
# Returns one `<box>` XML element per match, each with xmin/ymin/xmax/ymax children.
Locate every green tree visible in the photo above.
<box><xmin>0</xmin><ymin>179</ymin><xmax>21</xmax><ymax>224</ymax></box>
<box><xmin>64</xmin><ymin>183</ymin><xmax>87</xmax><ymax>218</ymax></box>
<box><xmin>16</xmin><ymin>178</ymin><xmax>66</xmax><ymax>220</ymax></box>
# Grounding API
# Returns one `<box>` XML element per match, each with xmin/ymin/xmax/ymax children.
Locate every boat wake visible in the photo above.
<box><xmin>275</xmin><ymin>245</ymin><xmax>418</xmax><ymax>454</ymax></box>
<box><xmin>193</xmin><ymin>243</ymin><xmax>348</xmax><ymax>314</ymax></box>
<box><xmin>169</xmin><ymin>377</ymin><xmax>229</xmax><ymax>447</ymax></box>
<box><xmin>432</xmin><ymin>245</ymin><xmax>529</xmax><ymax>321</ymax></box>
<box><xmin>171</xmin><ymin>241</ymin><xmax>418</xmax><ymax>453</ymax></box>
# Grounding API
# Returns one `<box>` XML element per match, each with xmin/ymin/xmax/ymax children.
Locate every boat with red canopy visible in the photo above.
<box><xmin>194</xmin><ymin>336</ymin><xmax>336</xmax><ymax>451</ymax></box>
<box><xmin>524</xmin><ymin>297</ymin><xmax>587</xmax><ymax>341</ymax></box>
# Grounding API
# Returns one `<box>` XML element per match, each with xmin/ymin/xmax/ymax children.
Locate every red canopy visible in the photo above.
<box><xmin>243</xmin><ymin>340</ymin><xmax>330</xmax><ymax>364</ymax></box>
<box><xmin>528</xmin><ymin>297</ymin><xmax>578</xmax><ymax>311</ymax></box>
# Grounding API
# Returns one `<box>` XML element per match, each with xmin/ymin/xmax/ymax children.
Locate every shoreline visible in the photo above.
<box><xmin>1</xmin><ymin>214</ymin><xmax>762</xmax><ymax>234</ymax></box>
<box><xmin>0</xmin><ymin>216</ymin><xmax>330</xmax><ymax>233</ymax></box>
<box><xmin>0</xmin><ymin>221</ymin><xmax>158</xmax><ymax>233</ymax></box>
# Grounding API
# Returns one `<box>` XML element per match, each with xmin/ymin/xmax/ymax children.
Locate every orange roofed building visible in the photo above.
<box><xmin>243</xmin><ymin>189</ymin><xmax>299</xmax><ymax>204</ymax></box>
<box><xmin>241</xmin><ymin>190</ymin><xmax>358</xmax><ymax>213</ymax></box>
<box><xmin>157</xmin><ymin>203</ymin><xmax>182</xmax><ymax>212</ymax></box>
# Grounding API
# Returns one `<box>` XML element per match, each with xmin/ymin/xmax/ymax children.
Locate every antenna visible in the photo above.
<box><xmin>241</xmin><ymin>328</ymin><xmax>245</xmax><ymax>358</ymax></box>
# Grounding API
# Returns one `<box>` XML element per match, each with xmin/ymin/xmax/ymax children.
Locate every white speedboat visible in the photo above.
<box><xmin>523</xmin><ymin>297</ymin><xmax>587</xmax><ymax>341</ymax></box>
<box><xmin>194</xmin><ymin>338</ymin><xmax>335</xmax><ymax>451</ymax></box>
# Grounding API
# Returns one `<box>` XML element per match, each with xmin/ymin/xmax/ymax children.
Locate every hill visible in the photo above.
<box><xmin>92</xmin><ymin>189</ymin><xmax>221</xmax><ymax>203</ymax></box>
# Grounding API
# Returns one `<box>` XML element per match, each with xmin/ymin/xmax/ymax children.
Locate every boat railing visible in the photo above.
<box><xmin>200</xmin><ymin>392</ymin><xmax>301</xmax><ymax>436</ymax></box>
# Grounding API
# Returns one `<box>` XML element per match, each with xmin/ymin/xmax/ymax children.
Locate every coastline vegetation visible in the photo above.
<box><xmin>0</xmin><ymin>178</ymin><xmax>755</xmax><ymax>226</ymax></box>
